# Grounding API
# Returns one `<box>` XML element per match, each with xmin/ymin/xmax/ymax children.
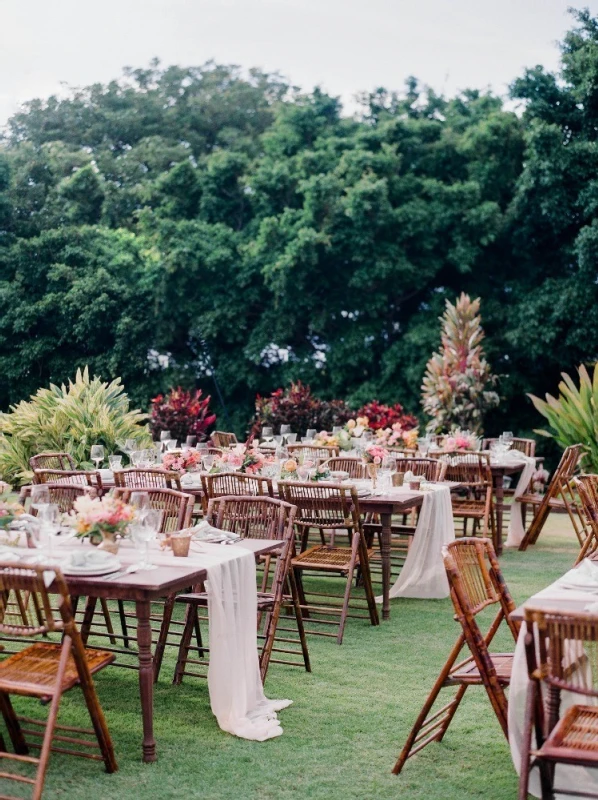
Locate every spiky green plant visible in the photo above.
<box><xmin>0</xmin><ymin>367</ymin><xmax>151</xmax><ymax>486</ymax></box>
<box><xmin>529</xmin><ymin>363</ymin><xmax>598</xmax><ymax>471</ymax></box>
<box><xmin>421</xmin><ymin>293</ymin><xmax>499</xmax><ymax>434</ymax></box>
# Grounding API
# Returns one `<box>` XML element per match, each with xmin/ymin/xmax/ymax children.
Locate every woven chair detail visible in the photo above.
<box><xmin>29</xmin><ymin>453</ymin><xmax>76</xmax><ymax>472</ymax></box>
<box><xmin>113</xmin><ymin>468</ymin><xmax>182</xmax><ymax>491</ymax></box>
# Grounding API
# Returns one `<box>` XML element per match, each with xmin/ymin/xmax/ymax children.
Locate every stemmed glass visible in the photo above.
<box><xmin>305</xmin><ymin>429</ymin><xmax>317</xmax><ymax>443</ymax></box>
<box><xmin>262</xmin><ymin>427</ymin><xmax>273</xmax><ymax>444</ymax></box>
<box><xmin>130</xmin><ymin>492</ymin><xmax>150</xmax><ymax>521</ymax></box>
<box><xmin>30</xmin><ymin>504</ymin><xmax>61</xmax><ymax>563</ymax></box>
<box><xmin>185</xmin><ymin>435</ymin><xmax>197</xmax><ymax>448</ymax></box>
<box><xmin>108</xmin><ymin>455</ymin><xmax>123</xmax><ymax>471</ymax></box>
<box><xmin>202</xmin><ymin>454</ymin><xmax>215</xmax><ymax>472</ymax></box>
<box><xmin>30</xmin><ymin>484</ymin><xmax>50</xmax><ymax>515</ymax></box>
<box><xmin>159</xmin><ymin>431</ymin><xmax>171</xmax><ymax>453</ymax></box>
<box><xmin>131</xmin><ymin>510</ymin><xmax>159</xmax><ymax>570</ymax></box>
<box><xmin>90</xmin><ymin>445</ymin><xmax>104</xmax><ymax>470</ymax></box>
<box><xmin>166</xmin><ymin>439</ymin><xmax>178</xmax><ymax>452</ymax></box>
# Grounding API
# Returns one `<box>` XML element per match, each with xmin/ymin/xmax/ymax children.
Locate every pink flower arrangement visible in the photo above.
<box><xmin>375</xmin><ymin>425</ymin><xmax>420</xmax><ymax>450</ymax></box>
<box><xmin>0</xmin><ymin>500</ymin><xmax>24</xmax><ymax>530</ymax></box>
<box><xmin>162</xmin><ymin>448</ymin><xmax>202</xmax><ymax>475</ymax></box>
<box><xmin>363</xmin><ymin>444</ymin><xmax>390</xmax><ymax>465</ymax></box>
<box><xmin>532</xmin><ymin>467</ymin><xmax>550</xmax><ymax>493</ymax></box>
<box><xmin>212</xmin><ymin>444</ymin><xmax>274</xmax><ymax>475</ymax></box>
<box><xmin>443</xmin><ymin>429</ymin><xmax>478</xmax><ymax>452</ymax></box>
<box><xmin>71</xmin><ymin>495</ymin><xmax>135</xmax><ymax>541</ymax></box>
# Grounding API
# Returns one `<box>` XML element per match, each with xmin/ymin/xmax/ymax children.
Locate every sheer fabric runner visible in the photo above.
<box><xmin>376</xmin><ymin>484</ymin><xmax>455</xmax><ymax>601</ymax></box>
<box><xmin>509</xmin><ymin>562</ymin><xmax>598</xmax><ymax>798</ymax></box>
<box><xmin>503</xmin><ymin>453</ymin><xmax>536</xmax><ymax>547</ymax></box>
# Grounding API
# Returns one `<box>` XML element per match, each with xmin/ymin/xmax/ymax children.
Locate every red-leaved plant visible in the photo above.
<box><xmin>150</xmin><ymin>387</ymin><xmax>216</xmax><ymax>443</ymax></box>
<box><xmin>252</xmin><ymin>381</ymin><xmax>352</xmax><ymax>437</ymax></box>
<box><xmin>357</xmin><ymin>401</ymin><xmax>418</xmax><ymax>432</ymax></box>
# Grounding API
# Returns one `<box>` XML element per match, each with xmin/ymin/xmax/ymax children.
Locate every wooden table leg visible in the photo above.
<box><xmin>380</xmin><ymin>511</ymin><xmax>392</xmax><ymax>621</ymax></box>
<box><xmin>494</xmin><ymin>474</ymin><xmax>504</xmax><ymax>556</ymax></box>
<box><xmin>136</xmin><ymin>599</ymin><xmax>157</xmax><ymax>763</ymax></box>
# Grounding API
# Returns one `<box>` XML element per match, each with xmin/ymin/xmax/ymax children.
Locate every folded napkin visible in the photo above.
<box><xmin>558</xmin><ymin>559</ymin><xmax>598</xmax><ymax>591</ymax></box>
<box><xmin>67</xmin><ymin>548</ymin><xmax>117</xmax><ymax>568</ymax></box>
<box><xmin>192</xmin><ymin>521</ymin><xmax>241</xmax><ymax>543</ymax></box>
<box><xmin>0</xmin><ymin>546</ymin><xmax>22</xmax><ymax>563</ymax></box>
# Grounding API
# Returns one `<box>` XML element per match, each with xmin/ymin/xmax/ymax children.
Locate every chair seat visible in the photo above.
<box><xmin>0</xmin><ymin>642</ymin><xmax>114</xmax><ymax>696</ymax></box>
<box><xmin>517</xmin><ymin>493</ymin><xmax>564</xmax><ymax>508</ymax></box>
<box><xmin>451</xmin><ymin>499</ymin><xmax>487</xmax><ymax>517</ymax></box>
<box><xmin>537</xmin><ymin>705</ymin><xmax>598</xmax><ymax>764</ymax></box>
<box><xmin>449</xmin><ymin>653</ymin><xmax>513</xmax><ymax>685</ymax></box>
<box><xmin>292</xmin><ymin>545</ymin><xmax>364</xmax><ymax>572</ymax></box>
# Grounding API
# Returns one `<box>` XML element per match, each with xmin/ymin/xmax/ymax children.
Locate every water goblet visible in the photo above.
<box><xmin>166</xmin><ymin>439</ymin><xmax>178</xmax><ymax>452</ymax></box>
<box><xmin>202</xmin><ymin>454</ymin><xmax>215</xmax><ymax>472</ymax></box>
<box><xmin>131</xmin><ymin>516</ymin><xmax>158</xmax><ymax>571</ymax></box>
<box><xmin>185</xmin><ymin>435</ymin><xmax>197</xmax><ymax>448</ymax></box>
<box><xmin>90</xmin><ymin>444</ymin><xmax>104</xmax><ymax>471</ymax></box>
<box><xmin>108</xmin><ymin>455</ymin><xmax>123</xmax><ymax>471</ymax></box>
<box><xmin>262</xmin><ymin>427</ymin><xmax>274</xmax><ymax>443</ymax></box>
<box><xmin>286</xmin><ymin>433</ymin><xmax>297</xmax><ymax>444</ymax></box>
<box><xmin>305</xmin><ymin>429</ymin><xmax>317</xmax><ymax>442</ymax></box>
<box><xmin>280</xmin><ymin>425</ymin><xmax>291</xmax><ymax>435</ymax></box>
<box><xmin>30</xmin><ymin>484</ymin><xmax>50</xmax><ymax>515</ymax></box>
<box><xmin>130</xmin><ymin>492</ymin><xmax>150</xmax><ymax>521</ymax></box>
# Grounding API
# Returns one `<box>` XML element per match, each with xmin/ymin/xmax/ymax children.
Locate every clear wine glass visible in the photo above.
<box><xmin>262</xmin><ymin>427</ymin><xmax>273</xmax><ymax>443</ymax></box>
<box><xmin>166</xmin><ymin>439</ymin><xmax>178</xmax><ymax>452</ymax></box>
<box><xmin>286</xmin><ymin>433</ymin><xmax>298</xmax><ymax>444</ymax></box>
<box><xmin>108</xmin><ymin>455</ymin><xmax>123</xmax><ymax>471</ymax></box>
<box><xmin>130</xmin><ymin>516</ymin><xmax>158</xmax><ymax>571</ymax></box>
<box><xmin>30</xmin><ymin>484</ymin><xmax>50</xmax><ymax>515</ymax></box>
<box><xmin>130</xmin><ymin>450</ymin><xmax>144</xmax><ymax>467</ymax></box>
<box><xmin>297</xmin><ymin>465</ymin><xmax>310</xmax><ymax>481</ymax></box>
<box><xmin>130</xmin><ymin>492</ymin><xmax>150</xmax><ymax>521</ymax></box>
<box><xmin>186</xmin><ymin>435</ymin><xmax>197</xmax><ymax>448</ymax></box>
<box><xmin>202</xmin><ymin>454</ymin><xmax>215</xmax><ymax>472</ymax></box>
<box><xmin>90</xmin><ymin>444</ymin><xmax>104</xmax><ymax>470</ymax></box>
<box><xmin>37</xmin><ymin>503</ymin><xmax>61</xmax><ymax>562</ymax></box>
<box><xmin>196</xmin><ymin>443</ymin><xmax>208</xmax><ymax>453</ymax></box>
<box><xmin>280</xmin><ymin>425</ymin><xmax>291</xmax><ymax>435</ymax></box>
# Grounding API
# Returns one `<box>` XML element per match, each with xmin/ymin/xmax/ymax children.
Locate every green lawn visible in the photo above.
<box><xmin>3</xmin><ymin>515</ymin><xmax>579</xmax><ymax>800</ymax></box>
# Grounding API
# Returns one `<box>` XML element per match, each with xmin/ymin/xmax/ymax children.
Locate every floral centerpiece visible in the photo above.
<box><xmin>345</xmin><ymin>416</ymin><xmax>370</xmax><ymax>438</ymax></box>
<box><xmin>532</xmin><ymin>467</ymin><xmax>550</xmax><ymax>494</ymax></box>
<box><xmin>313</xmin><ymin>431</ymin><xmax>340</xmax><ymax>447</ymax></box>
<box><xmin>362</xmin><ymin>444</ymin><xmax>390</xmax><ymax>465</ymax></box>
<box><xmin>71</xmin><ymin>495</ymin><xmax>135</xmax><ymax>550</ymax></box>
<box><xmin>375</xmin><ymin>424</ymin><xmax>419</xmax><ymax>450</ymax></box>
<box><xmin>211</xmin><ymin>444</ymin><xmax>274</xmax><ymax>475</ymax></box>
<box><xmin>443</xmin><ymin>428</ymin><xmax>479</xmax><ymax>452</ymax></box>
<box><xmin>162</xmin><ymin>448</ymin><xmax>202</xmax><ymax>475</ymax></box>
<box><xmin>311</xmin><ymin>464</ymin><xmax>331</xmax><ymax>482</ymax></box>
<box><xmin>280</xmin><ymin>458</ymin><xmax>299</xmax><ymax>479</ymax></box>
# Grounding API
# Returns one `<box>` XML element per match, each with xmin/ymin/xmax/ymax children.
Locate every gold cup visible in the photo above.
<box><xmin>393</xmin><ymin>472</ymin><xmax>405</xmax><ymax>487</ymax></box>
<box><xmin>171</xmin><ymin>532</ymin><xmax>192</xmax><ymax>557</ymax></box>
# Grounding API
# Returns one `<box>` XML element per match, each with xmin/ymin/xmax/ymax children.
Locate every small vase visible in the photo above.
<box><xmin>367</xmin><ymin>462</ymin><xmax>379</xmax><ymax>489</ymax></box>
<box><xmin>98</xmin><ymin>529</ymin><xmax>119</xmax><ymax>555</ymax></box>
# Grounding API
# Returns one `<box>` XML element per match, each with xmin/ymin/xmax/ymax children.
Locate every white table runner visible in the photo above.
<box><xmin>376</xmin><ymin>484</ymin><xmax>455</xmax><ymax>600</ymax></box>
<box><xmin>501</xmin><ymin>452</ymin><xmax>536</xmax><ymax>547</ymax></box>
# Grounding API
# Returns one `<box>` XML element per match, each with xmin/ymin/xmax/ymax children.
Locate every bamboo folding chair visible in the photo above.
<box><xmin>573</xmin><ymin>475</ymin><xmax>598</xmax><ymax>564</ymax></box>
<box><xmin>518</xmin><ymin>607</ymin><xmax>598</xmax><ymax>799</ymax></box>
<box><xmin>441</xmin><ymin>453</ymin><xmax>495</xmax><ymax>539</ymax></box>
<box><xmin>112</xmin><ymin>487</ymin><xmax>193</xmax><ymax>533</ymax></box>
<box><xmin>482</xmin><ymin>438</ymin><xmax>536</xmax><ymax>458</ymax></box>
<box><xmin>395</xmin><ymin>457</ymin><xmax>447</xmax><ymax>481</ymax></box>
<box><xmin>200</xmin><ymin>472</ymin><xmax>274</xmax><ymax>513</ymax></box>
<box><xmin>0</xmin><ymin>563</ymin><xmax>117</xmax><ymax>799</ymax></box>
<box><xmin>161</xmin><ymin>495</ymin><xmax>310</xmax><ymax>684</ymax></box>
<box><xmin>113</xmin><ymin>468</ymin><xmax>182</xmax><ymax>491</ymax></box>
<box><xmin>320</xmin><ymin>457</ymin><xmax>368</xmax><ymax>478</ymax></box>
<box><xmin>278</xmin><ymin>481</ymin><xmax>379</xmax><ymax>644</ymax></box>
<box><xmin>210</xmin><ymin>431</ymin><xmax>238</xmax><ymax>448</ymax></box>
<box><xmin>287</xmin><ymin>444</ymin><xmax>340</xmax><ymax>462</ymax></box>
<box><xmin>32</xmin><ymin>470</ymin><xmax>103</xmax><ymax>494</ymax></box>
<box><xmin>393</xmin><ymin>538</ymin><xmax>519</xmax><ymax>774</ymax></box>
<box><xmin>30</xmin><ymin>482</ymin><xmax>97</xmax><ymax>514</ymax></box>
<box><xmin>517</xmin><ymin>444</ymin><xmax>583</xmax><ymax>551</ymax></box>
<box><xmin>29</xmin><ymin>453</ymin><xmax>76</xmax><ymax>471</ymax></box>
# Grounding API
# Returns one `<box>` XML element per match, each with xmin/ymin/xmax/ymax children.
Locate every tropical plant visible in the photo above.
<box><xmin>529</xmin><ymin>363</ymin><xmax>598</xmax><ymax>472</ymax></box>
<box><xmin>150</xmin><ymin>387</ymin><xmax>216</xmax><ymax>443</ymax></box>
<box><xmin>421</xmin><ymin>293</ymin><xmax>499</xmax><ymax>434</ymax></box>
<box><xmin>357</xmin><ymin>401</ymin><xmax>418</xmax><ymax>432</ymax></box>
<box><xmin>0</xmin><ymin>367</ymin><xmax>151</xmax><ymax>486</ymax></box>
<box><xmin>252</xmin><ymin>381</ymin><xmax>352</xmax><ymax>437</ymax></box>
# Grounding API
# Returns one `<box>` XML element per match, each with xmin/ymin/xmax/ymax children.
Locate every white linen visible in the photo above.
<box><xmin>501</xmin><ymin>453</ymin><xmax>536</xmax><ymax>548</ymax></box>
<box><xmin>376</xmin><ymin>484</ymin><xmax>455</xmax><ymax>600</ymax></box>
<box><xmin>51</xmin><ymin>537</ymin><xmax>292</xmax><ymax>741</ymax></box>
<box><xmin>509</xmin><ymin>565</ymin><xmax>598</xmax><ymax>798</ymax></box>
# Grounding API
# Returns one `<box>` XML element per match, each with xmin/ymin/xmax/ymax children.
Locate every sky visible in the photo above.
<box><xmin>0</xmin><ymin>0</ymin><xmax>594</xmax><ymax>125</ymax></box>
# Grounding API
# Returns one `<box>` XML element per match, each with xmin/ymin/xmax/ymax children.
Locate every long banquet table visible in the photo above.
<box><xmin>0</xmin><ymin>537</ymin><xmax>282</xmax><ymax>763</ymax></box>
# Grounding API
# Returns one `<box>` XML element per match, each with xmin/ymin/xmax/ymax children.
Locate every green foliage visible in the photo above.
<box><xmin>529</xmin><ymin>363</ymin><xmax>598</xmax><ymax>472</ymax></box>
<box><xmin>422</xmin><ymin>293</ymin><xmax>499</xmax><ymax>433</ymax></box>
<box><xmin>0</xmin><ymin>367</ymin><xmax>151</xmax><ymax>486</ymax></box>
<box><xmin>0</xmin><ymin>11</ymin><xmax>598</xmax><ymax>434</ymax></box>
<box><xmin>251</xmin><ymin>381</ymin><xmax>352</xmax><ymax>437</ymax></box>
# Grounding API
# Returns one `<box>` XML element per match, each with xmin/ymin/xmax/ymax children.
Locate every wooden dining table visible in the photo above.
<box><xmin>2</xmin><ymin>538</ymin><xmax>283</xmax><ymax>764</ymax></box>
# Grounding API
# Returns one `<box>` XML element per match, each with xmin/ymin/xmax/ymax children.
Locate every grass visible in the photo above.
<box><xmin>1</xmin><ymin>513</ymin><xmax>579</xmax><ymax>800</ymax></box>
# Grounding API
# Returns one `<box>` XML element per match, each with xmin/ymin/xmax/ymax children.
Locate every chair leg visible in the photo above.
<box><xmin>70</xmin><ymin>634</ymin><xmax>118</xmax><ymax>774</ymax></box>
<box><xmin>293</xmin><ymin>567</ymin><xmax>309</xmax><ymax>619</ymax></box>
<box><xmin>518</xmin><ymin>680</ymin><xmax>536</xmax><ymax>800</ymax></box>
<box><xmin>0</xmin><ymin>692</ymin><xmax>28</xmax><ymax>754</ymax></box>
<box><xmin>173</xmin><ymin>604</ymin><xmax>198</xmax><ymax>685</ymax></box>
<box><xmin>100</xmin><ymin>599</ymin><xmax>117</xmax><ymax>646</ymax></box>
<box><xmin>392</xmin><ymin>634</ymin><xmax>466</xmax><ymax>775</ymax></box>
<box><xmin>358</xmin><ymin>536</ymin><xmax>379</xmax><ymax>627</ymax></box>
<box><xmin>288</xmin><ymin>570</ymin><xmax>311</xmax><ymax>672</ymax></box>
<box><xmin>337</xmin><ymin>533</ymin><xmax>360</xmax><ymax>645</ymax></box>
<box><xmin>153</xmin><ymin>594</ymin><xmax>176</xmax><ymax>683</ymax></box>
<box><xmin>117</xmin><ymin>600</ymin><xmax>130</xmax><ymax>649</ymax></box>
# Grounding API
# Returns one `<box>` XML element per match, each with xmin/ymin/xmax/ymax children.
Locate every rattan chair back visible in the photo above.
<box><xmin>0</xmin><ymin>563</ymin><xmax>67</xmax><ymax>636</ymax></box>
<box><xmin>33</xmin><ymin>469</ymin><xmax>102</xmax><ymax>491</ymax></box>
<box><xmin>113</xmin><ymin>467</ymin><xmax>181</xmax><ymax>490</ymax></box>
<box><xmin>201</xmin><ymin>472</ymin><xmax>274</xmax><ymax>503</ymax></box>
<box><xmin>29</xmin><ymin>452</ymin><xmax>76</xmax><ymax>471</ymax></box>
<box><xmin>33</xmin><ymin>482</ymin><xmax>96</xmax><ymax>515</ymax></box>
<box><xmin>482</xmin><ymin>437</ymin><xmax>536</xmax><ymax>458</ymax></box>
<box><xmin>396</xmin><ymin>457</ymin><xmax>447</xmax><ymax>481</ymax></box>
<box><xmin>113</xmin><ymin>487</ymin><xmax>193</xmax><ymax>532</ymax></box>
<box><xmin>319</xmin><ymin>457</ymin><xmax>368</xmax><ymax>479</ymax></box>
<box><xmin>211</xmin><ymin>431</ymin><xmax>238</xmax><ymax>448</ymax></box>
<box><xmin>288</xmin><ymin>444</ymin><xmax>340</xmax><ymax>462</ymax></box>
<box><xmin>278</xmin><ymin>480</ymin><xmax>360</xmax><ymax>533</ymax></box>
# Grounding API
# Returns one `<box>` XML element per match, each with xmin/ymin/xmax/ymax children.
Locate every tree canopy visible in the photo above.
<box><xmin>1</xmin><ymin>10</ymin><xmax>598</xmax><ymax>435</ymax></box>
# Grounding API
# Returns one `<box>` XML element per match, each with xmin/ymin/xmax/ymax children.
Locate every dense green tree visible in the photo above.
<box><xmin>0</xmin><ymin>10</ymin><xmax>597</xmax><ymax>438</ymax></box>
